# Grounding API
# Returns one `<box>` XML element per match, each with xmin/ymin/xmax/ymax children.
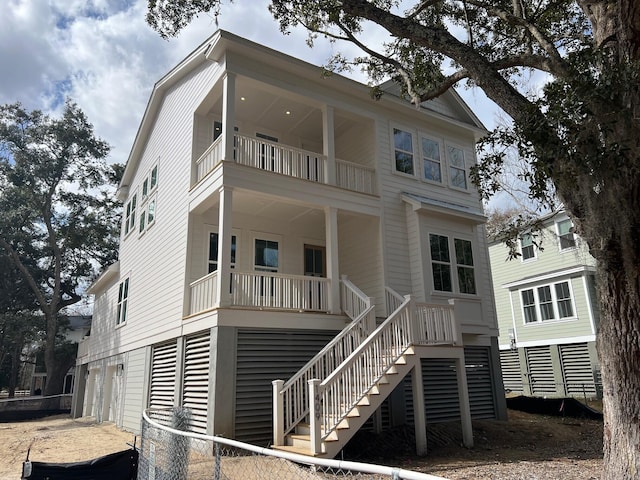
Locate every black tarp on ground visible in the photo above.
<box><xmin>22</xmin><ymin>448</ymin><xmax>138</xmax><ymax>480</ymax></box>
<box><xmin>507</xmin><ymin>395</ymin><xmax>603</xmax><ymax>420</ymax></box>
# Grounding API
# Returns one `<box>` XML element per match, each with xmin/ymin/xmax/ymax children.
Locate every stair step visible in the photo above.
<box><xmin>357</xmin><ymin>396</ymin><xmax>370</xmax><ymax>406</ymax></box>
<box><xmin>288</xmin><ymin>434</ymin><xmax>311</xmax><ymax>449</ymax></box>
<box><xmin>272</xmin><ymin>444</ymin><xmax>319</xmax><ymax>457</ymax></box>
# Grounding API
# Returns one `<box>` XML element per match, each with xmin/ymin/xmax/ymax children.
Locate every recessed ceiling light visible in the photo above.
<box><xmin>240</xmin><ymin>96</ymin><xmax>246</xmax><ymax>101</ymax></box>
<box><xmin>285</xmin><ymin>110</ymin><xmax>291</xmax><ymax>115</ymax></box>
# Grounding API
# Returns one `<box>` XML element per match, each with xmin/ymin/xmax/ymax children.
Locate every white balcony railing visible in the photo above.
<box><xmin>189</xmin><ymin>271</ymin><xmax>219</xmax><ymax>315</ymax></box>
<box><xmin>193</xmin><ymin>134</ymin><xmax>376</xmax><ymax>195</ymax></box>
<box><xmin>231</xmin><ymin>271</ymin><xmax>330</xmax><ymax>311</ymax></box>
<box><xmin>415</xmin><ymin>302</ymin><xmax>460</xmax><ymax>345</ymax></box>
<box><xmin>336</xmin><ymin>158</ymin><xmax>376</xmax><ymax>195</ymax></box>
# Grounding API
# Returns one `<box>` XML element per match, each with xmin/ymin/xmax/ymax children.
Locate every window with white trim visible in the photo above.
<box><xmin>124</xmin><ymin>193</ymin><xmax>137</xmax><ymax>236</ymax></box>
<box><xmin>254</xmin><ymin>238</ymin><xmax>279</xmax><ymax>272</ymax></box>
<box><xmin>521</xmin><ymin>280</ymin><xmax>574</xmax><ymax>324</ymax></box>
<box><xmin>116</xmin><ymin>277</ymin><xmax>129</xmax><ymax>326</ymax></box>
<box><xmin>520</xmin><ymin>233</ymin><xmax>536</xmax><ymax>261</ymax></box>
<box><xmin>139</xmin><ymin>164</ymin><xmax>159</xmax><ymax>235</ymax></box>
<box><xmin>447</xmin><ymin>146</ymin><xmax>467</xmax><ymax>189</ymax></box>
<box><xmin>393</xmin><ymin>128</ymin><xmax>415</xmax><ymax>175</ymax></box>
<box><xmin>556</xmin><ymin>219</ymin><xmax>576</xmax><ymax>250</ymax></box>
<box><xmin>429</xmin><ymin>234</ymin><xmax>476</xmax><ymax>294</ymax></box>
<box><xmin>421</xmin><ymin>136</ymin><xmax>442</xmax><ymax>182</ymax></box>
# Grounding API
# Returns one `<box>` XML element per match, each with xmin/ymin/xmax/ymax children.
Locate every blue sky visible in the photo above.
<box><xmin>0</xmin><ymin>0</ymin><xmax>504</xmax><ymax>189</ymax></box>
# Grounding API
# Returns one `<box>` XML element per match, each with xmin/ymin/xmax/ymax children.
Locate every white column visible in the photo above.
<box><xmin>272</xmin><ymin>379</ymin><xmax>284</xmax><ymax>446</ymax></box>
<box><xmin>308</xmin><ymin>379</ymin><xmax>322</xmax><ymax>455</ymax></box>
<box><xmin>411</xmin><ymin>363</ymin><xmax>427</xmax><ymax>455</ymax></box>
<box><xmin>222</xmin><ymin>72</ymin><xmax>236</xmax><ymax>162</ymax></box>
<box><xmin>455</xmin><ymin>353</ymin><xmax>474</xmax><ymax>447</ymax></box>
<box><xmin>325</xmin><ymin>206</ymin><xmax>340</xmax><ymax>314</ymax></box>
<box><xmin>322</xmin><ymin>105</ymin><xmax>336</xmax><ymax>185</ymax></box>
<box><xmin>217</xmin><ymin>186</ymin><xmax>233</xmax><ymax>307</ymax></box>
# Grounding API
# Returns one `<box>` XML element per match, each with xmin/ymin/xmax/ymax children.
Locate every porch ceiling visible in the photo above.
<box><xmin>230</xmin><ymin>191</ymin><xmax>325</xmax><ymax>228</ymax></box>
<box><xmin>206</xmin><ymin>76</ymin><xmax>354</xmax><ymax>144</ymax></box>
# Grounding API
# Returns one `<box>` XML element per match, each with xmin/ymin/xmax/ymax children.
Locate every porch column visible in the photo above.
<box><xmin>411</xmin><ymin>363</ymin><xmax>427</xmax><ymax>455</ymax></box>
<box><xmin>217</xmin><ymin>186</ymin><xmax>233</xmax><ymax>307</ymax></box>
<box><xmin>222</xmin><ymin>72</ymin><xmax>236</xmax><ymax>162</ymax></box>
<box><xmin>325</xmin><ymin>206</ymin><xmax>340</xmax><ymax>314</ymax></box>
<box><xmin>322</xmin><ymin>105</ymin><xmax>336</xmax><ymax>186</ymax></box>
<box><xmin>455</xmin><ymin>353</ymin><xmax>474</xmax><ymax>447</ymax></box>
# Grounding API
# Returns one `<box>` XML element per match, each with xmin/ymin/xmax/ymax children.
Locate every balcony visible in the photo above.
<box><xmin>189</xmin><ymin>270</ymin><xmax>330</xmax><ymax>316</ymax></box>
<box><xmin>194</xmin><ymin>133</ymin><xmax>376</xmax><ymax>195</ymax></box>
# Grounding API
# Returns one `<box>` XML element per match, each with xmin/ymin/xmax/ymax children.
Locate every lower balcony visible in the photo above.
<box><xmin>189</xmin><ymin>270</ymin><xmax>330</xmax><ymax>316</ymax></box>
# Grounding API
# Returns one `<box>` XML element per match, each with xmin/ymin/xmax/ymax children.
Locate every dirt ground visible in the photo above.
<box><xmin>0</xmin><ymin>409</ymin><xmax>603</xmax><ymax>480</ymax></box>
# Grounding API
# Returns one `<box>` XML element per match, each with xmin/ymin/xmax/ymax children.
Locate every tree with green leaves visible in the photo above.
<box><xmin>0</xmin><ymin>101</ymin><xmax>121</xmax><ymax>396</ymax></box>
<box><xmin>147</xmin><ymin>1</ymin><xmax>640</xmax><ymax>476</ymax></box>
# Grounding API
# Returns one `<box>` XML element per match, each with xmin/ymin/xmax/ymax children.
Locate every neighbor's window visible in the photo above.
<box><xmin>448</xmin><ymin>146</ymin><xmax>467</xmax><ymax>189</ymax></box>
<box><xmin>557</xmin><ymin>219</ymin><xmax>576</xmax><ymax>250</ymax></box>
<box><xmin>521</xmin><ymin>289</ymin><xmax>537</xmax><ymax>323</ymax></box>
<box><xmin>421</xmin><ymin>137</ymin><xmax>442</xmax><ymax>182</ymax></box>
<box><xmin>117</xmin><ymin>278</ymin><xmax>129</xmax><ymax>326</ymax></box>
<box><xmin>454</xmin><ymin>239</ymin><xmax>476</xmax><ymax>294</ymax></box>
<box><xmin>520</xmin><ymin>233</ymin><xmax>535</xmax><ymax>261</ymax></box>
<box><xmin>393</xmin><ymin>128</ymin><xmax>415</xmax><ymax>175</ymax></box>
<box><xmin>521</xmin><ymin>280</ymin><xmax>574</xmax><ymax>324</ymax></box>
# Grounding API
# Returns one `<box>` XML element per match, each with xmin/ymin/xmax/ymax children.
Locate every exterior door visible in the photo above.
<box><xmin>304</xmin><ymin>245</ymin><xmax>326</xmax><ymax>309</ymax></box>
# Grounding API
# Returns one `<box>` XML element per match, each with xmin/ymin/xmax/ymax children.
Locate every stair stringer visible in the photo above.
<box><xmin>319</xmin><ymin>351</ymin><xmax>420</xmax><ymax>458</ymax></box>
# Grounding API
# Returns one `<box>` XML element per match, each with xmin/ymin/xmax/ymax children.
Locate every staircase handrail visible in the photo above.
<box><xmin>340</xmin><ymin>275</ymin><xmax>372</xmax><ymax>320</ymax></box>
<box><xmin>384</xmin><ymin>286</ymin><xmax>405</xmax><ymax>316</ymax></box>
<box><xmin>275</xmin><ymin>305</ymin><xmax>376</xmax><ymax>440</ymax></box>
<box><xmin>316</xmin><ymin>296</ymin><xmax>413</xmax><ymax>443</ymax></box>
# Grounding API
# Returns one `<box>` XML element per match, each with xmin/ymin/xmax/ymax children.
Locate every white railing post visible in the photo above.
<box><xmin>272</xmin><ymin>379</ymin><xmax>284</xmax><ymax>446</ymax></box>
<box><xmin>367</xmin><ymin>297</ymin><xmax>376</xmax><ymax>333</ymax></box>
<box><xmin>405</xmin><ymin>294</ymin><xmax>418</xmax><ymax>344</ymax></box>
<box><xmin>448</xmin><ymin>299</ymin><xmax>462</xmax><ymax>345</ymax></box>
<box><xmin>308</xmin><ymin>379</ymin><xmax>322</xmax><ymax>456</ymax></box>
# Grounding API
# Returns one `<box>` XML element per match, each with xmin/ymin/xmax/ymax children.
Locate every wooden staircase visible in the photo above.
<box><xmin>271</xmin><ymin>280</ymin><xmax>465</xmax><ymax>458</ymax></box>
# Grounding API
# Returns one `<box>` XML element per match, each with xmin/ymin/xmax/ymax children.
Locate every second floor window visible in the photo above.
<box><xmin>117</xmin><ymin>278</ymin><xmax>129</xmax><ymax>326</ymax></box>
<box><xmin>421</xmin><ymin>137</ymin><xmax>442</xmax><ymax>182</ymax></box>
<box><xmin>208</xmin><ymin>232</ymin><xmax>237</xmax><ymax>273</ymax></box>
<box><xmin>393</xmin><ymin>128</ymin><xmax>414</xmax><ymax>175</ymax></box>
<box><xmin>255</xmin><ymin>239</ymin><xmax>279</xmax><ymax>272</ymax></box>
<box><xmin>557</xmin><ymin>219</ymin><xmax>576</xmax><ymax>250</ymax></box>
<box><xmin>124</xmin><ymin>194</ymin><xmax>137</xmax><ymax>236</ymax></box>
<box><xmin>430</xmin><ymin>234</ymin><xmax>476</xmax><ymax>294</ymax></box>
<box><xmin>448</xmin><ymin>146</ymin><xmax>467</xmax><ymax>189</ymax></box>
<box><xmin>520</xmin><ymin>233</ymin><xmax>535</xmax><ymax>261</ymax></box>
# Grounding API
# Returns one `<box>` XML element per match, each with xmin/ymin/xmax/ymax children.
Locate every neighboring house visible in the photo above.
<box><xmin>73</xmin><ymin>30</ymin><xmax>506</xmax><ymax>457</ymax></box>
<box><xmin>489</xmin><ymin>211</ymin><xmax>601</xmax><ymax>399</ymax></box>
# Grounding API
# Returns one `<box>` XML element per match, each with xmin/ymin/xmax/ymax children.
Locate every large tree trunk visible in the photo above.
<box><xmin>597</xmin><ymin>255</ymin><xmax>640</xmax><ymax>478</ymax></box>
<box><xmin>43</xmin><ymin>312</ymin><xmax>63</xmax><ymax>396</ymax></box>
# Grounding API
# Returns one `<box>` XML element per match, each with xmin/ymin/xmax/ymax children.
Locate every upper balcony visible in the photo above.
<box><xmin>191</xmin><ymin>73</ymin><xmax>377</xmax><ymax>196</ymax></box>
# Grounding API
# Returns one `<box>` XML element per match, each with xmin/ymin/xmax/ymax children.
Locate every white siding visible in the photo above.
<box><xmin>121</xmin><ymin>347</ymin><xmax>148</xmax><ymax>433</ymax></box>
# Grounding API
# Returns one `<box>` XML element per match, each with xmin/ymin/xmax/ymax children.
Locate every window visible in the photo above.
<box><xmin>430</xmin><ymin>234</ymin><xmax>476</xmax><ymax>294</ymax></box>
<box><xmin>430</xmin><ymin>234</ymin><xmax>452</xmax><ymax>292</ymax></box>
<box><xmin>208</xmin><ymin>232</ymin><xmax>237</xmax><ymax>274</ymax></box>
<box><xmin>454</xmin><ymin>239</ymin><xmax>476</xmax><ymax>294</ymax></box>
<box><xmin>255</xmin><ymin>239</ymin><xmax>279</xmax><ymax>272</ymax></box>
<box><xmin>520</xmin><ymin>233</ymin><xmax>535</xmax><ymax>261</ymax></box>
<box><xmin>393</xmin><ymin>128</ymin><xmax>414</xmax><ymax>175</ymax></box>
<box><xmin>124</xmin><ymin>194</ymin><xmax>137</xmax><ymax>236</ymax></box>
<box><xmin>421</xmin><ymin>137</ymin><xmax>442</xmax><ymax>182</ymax></box>
<box><xmin>447</xmin><ymin>146</ymin><xmax>467</xmax><ymax>189</ymax></box>
<box><xmin>521</xmin><ymin>280</ymin><xmax>574</xmax><ymax>324</ymax></box>
<box><xmin>557</xmin><ymin>219</ymin><xmax>576</xmax><ymax>250</ymax></box>
<box><xmin>117</xmin><ymin>278</ymin><xmax>129</xmax><ymax>325</ymax></box>
<box><xmin>139</xmin><ymin>164</ymin><xmax>159</xmax><ymax>236</ymax></box>
<box><xmin>521</xmin><ymin>289</ymin><xmax>537</xmax><ymax>323</ymax></box>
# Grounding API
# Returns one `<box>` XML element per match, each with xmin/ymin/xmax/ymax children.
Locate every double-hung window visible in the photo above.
<box><xmin>421</xmin><ymin>137</ymin><xmax>442</xmax><ymax>182</ymax></box>
<box><xmin>557</xmin><ymin>219</ymin><xmax>576</xmax><ymax>250</ymax></box>
<box><xmin>430</xmin><ymin>234</ymin><xmax>476</xmax><ymax>294</ymax></box>
<box><xmin>255</xmin><ymin>239</ymin><xmax>279</xmax><ymax>272</ymax></box>
<box><xmin>117</xmin><ymin>278</ymin><xmax>129</xmax><ymax>326</ymax></box>
<box><xmin>124</xmin><ymin>194</ymin><xmax>137</xmax><ymax>236</ymax></box>
<box><xmin>520</xmin><ymin>233</ymin><xmax>535</xmax><ymax>261</ymax></box>
<box><xmin>521</xmin><ymin>280</ymin><xmax>574</xmax><ymax>324</ymax></box>
<box><xmin>393</xmin><ymin>128</ymin><xmax>415</xmax><ymax>175</ymax></box>
<box><xmin>447</xmin><ymin>146</ymin><xmax>467</xmax><ymax>189</ymax></box>
<box><xmin>139</xmin><ymin>164</ymin><xmax>159</xmax><ymax>235</ymax></box>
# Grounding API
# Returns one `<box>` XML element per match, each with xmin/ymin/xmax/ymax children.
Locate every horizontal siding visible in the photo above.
<box><xmin>122</xmin><ymin>348</ymin><xmax>147</xmax><ymax>433</ymax></box>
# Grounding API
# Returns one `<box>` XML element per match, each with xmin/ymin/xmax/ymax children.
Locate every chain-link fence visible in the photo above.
<box><xmin>139</xmin><ymin>408</ymin><xmax>447</xmax><ymax>480</ymax></box>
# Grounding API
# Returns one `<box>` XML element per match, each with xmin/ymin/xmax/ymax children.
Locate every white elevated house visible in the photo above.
<box><xmin>489</xmin><ymin>211</ymin><xmax>600</xmax><ymax>398</ymax></box>
<box><xmin>73</xmin><ymin>30</ymin><xmax>506</xmax><ymax>457</ymax></box>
